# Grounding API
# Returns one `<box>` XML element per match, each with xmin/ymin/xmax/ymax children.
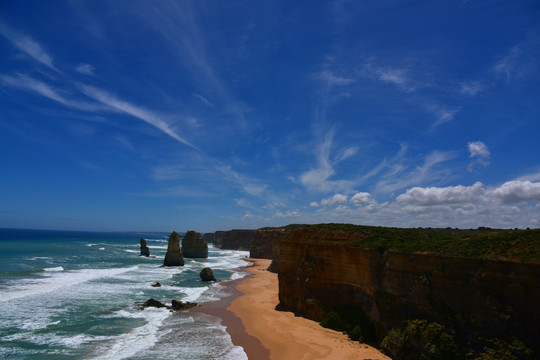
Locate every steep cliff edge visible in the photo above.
<box><xmin>250</xmin><ymin>225</ymin><xmax>302</xmax><ymax>272</ymax></box>
<box><xmin>208</xmin><ymin>229</ymin><xmax>255</xmax><ymax>250</ymax></box>
<box><xmin>278</xmin><ymin>224</ymin><xmax>540</xmax><ymax>359</ymax></box>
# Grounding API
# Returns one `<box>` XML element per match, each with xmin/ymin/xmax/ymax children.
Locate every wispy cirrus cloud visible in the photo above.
<box><xmin>460</xmin><ymin>81</ymin><xmax>484</xmax><ymax>96</ymax></box>
<box><xmin>494</xmin><ymin>46</ymin><xmax>523</xmax><ymax>80</ymax></box>
<box><xmin>0</xmin><ymin>73</ymin><xmax>105</xmax><ymax>112</ymax></box>
<box><xmin>298</xmin><ymin>129</ymin><xmax>356</xmax><ymax>193</ymax></box>
<box><xmin>357</xmin><ymin>57</ymin><xmax>417</xmax><ymax>92</ymax></box>
<box><xmin>134</xmin><ymin>2</ymin><xmax>249</xmax><ymax>128</ymax></box>
<box><xmin>1</xmin><ymin>73</ymin><xmax>66</xmax><ymax>103</ymax></box>
<box><xmin>79</xmin><ymin>84</ymin><xmax>198</xmax><ymax>150</ymax></box>
<box><xmin>377</xmin><ymin>68</ymin><xmax>415</xmax><ymax>92</ymax></box>
<box><xmin>0</xmin><ymin>22</ymin><xmax>58</xmax><ymax>71</ymax></box>
<box><xmin>75</xmin><ymin>63</ymin><xmax>94</xmax><ymax>76</ymax></box>
<box><xmin>318</xmin><ymin>70</ymin><xmax>355</xmax><ymax>86</ymax></box>
<box><xmin>375</xmin><ymin>150</ymin><xmax>458</xmax><ymax>194</ymax></box>
<box><xmin>428</xmin><ymin>104</ymin><xmax>461</xmax><ymax>129</ymax></box>
<box><xmin>192</xmin><ymin>93</ymin><xmax>214</xmax><ymax>107</ymax></box>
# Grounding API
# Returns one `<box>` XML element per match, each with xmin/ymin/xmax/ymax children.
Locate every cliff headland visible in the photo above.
<box><xmin>211</xmin><ymin>223</ymin><xmax>539</xmax><ymax>359</ymax></box>
<box><xmin>277</xmin><ymin>224</ymin><xmax>539</xmax><ymax>359</ymax></box>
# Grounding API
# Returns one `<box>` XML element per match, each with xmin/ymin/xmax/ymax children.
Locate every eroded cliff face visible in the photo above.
<box><xmin>210</xmin><ymin>229</ymin><xmax>255</xmax><ymax>250</ymax></box>
<box><xmin>250</xmin><ymin>225</ymin><xmax>299</xmax><ymax>272</ymax></box>
<box><xmin>278</xmin><ymin>227</ymin><xmax>540</xmax><ymax>357</ymax></box>
<box><xmin>181</xmin><ymin>230</ymin><xmax>208</xmax><ymax>258</ymax></box>
<box><xmin>163</xmin><ymin>231</ymin><xmax>184</xmax><ymax>266</ymax></box>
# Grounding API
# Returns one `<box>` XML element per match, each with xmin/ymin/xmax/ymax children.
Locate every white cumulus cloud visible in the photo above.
<box><xmin>350</xmin><ymin>192</ymin><xmax>375</xmax><ymax>206</ymax></box>
<box><xmin>396</xmin><ymin>182</ymin><xmax>484</xmax><ymax>206</ymax></box>
<box><xmin>487</xmin><ymin>180</ymin><xmax>540</xmax><ymax>204</ymax></box>
<box><xmin>468</xmin><ymin>141</ymin><xmax>490</xmax><ymax>171</ymax></box>
<box><xmin>320</xmin><ymin>194</ymin><xmax>348</xmax><ymax>207</ymax></box>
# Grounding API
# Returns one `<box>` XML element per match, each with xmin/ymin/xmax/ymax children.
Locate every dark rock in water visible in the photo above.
<box><xmin>137</xmin><ymin>298</ymin><xmax>197</xmax><ymax>311</ymax></box>
<box><xmin>151</xmin><ymin>282</ymin><xmax>161</xmax><ymax>287</ymax></box>
<box><xmin>182</xmin><ymin>230</ymin><xmax>208</xmax><ymax>258</ymax></box>
<box><xmin>140</xmin><ymin>238</ymin><xmax>150</xmax><ymax>257</ymax></box>
<box><xmin>171</xmin><ymin>299</ymin><xmax>197</xmax><ymax>311</ymax></box>
<box><xmin>163</xmin><ymin>231</ymin><xmax>184</xmax><ymax>266</ymax></box>
<box><xmin>140</xmin><ymin>298</ymin><xmax>167</xmax><ymax>309</ymax></box>
<box><xmin>200</xmin><ymin>267</ymin><xmax>216</xmax><ymax>282</ymax></box>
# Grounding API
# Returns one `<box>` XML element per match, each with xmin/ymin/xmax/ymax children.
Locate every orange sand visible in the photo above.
<box><xmin>228</xmin><ymin>258</ymin><xmax>391</xmax><ymax>360</ymax></box>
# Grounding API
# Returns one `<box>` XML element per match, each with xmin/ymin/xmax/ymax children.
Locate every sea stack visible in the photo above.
<box><xmin>163</xmin><ymin>231</ymin><xmax>184</xmax><ymax>266</ymax></box>
<box><xmin>181</xmin><ymin>230</ymin><xmax>208</xmax><ymax>258</ymax></box>
<box><xmin>140</xmin><ymin>238</ymin><xmax>150</xmax><ymax>257</ymax></box>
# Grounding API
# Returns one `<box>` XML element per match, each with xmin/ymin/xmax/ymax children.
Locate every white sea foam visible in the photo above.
<box><xmin>0</xmin><ymin>235</ymin><xmax>252</xmax><ymax>359</ymax></box>
<box><xmin>43</xmin><ymin>266</ymin><xmax>64</xmax><ymax>272</ymax></box>
<box><xmin>98</xmin><ymin>247</ymin><xmax>105</xmax><ymax>250</ymax></box>
<box><xmin>3</xmin><ymin>330</ymin><xmax>109</xmax><ymax>348</ymax></box>
<box><xmin>1</xmin><ymin>266</ymin><xmax>138</xmax><ymax>302</ymax></box>
<box><xmin>94</xmin><ymin>307</ymin><xmax>171</xmax><ymax>360</ymax></box>
<box><xmin>147</xmin><ymin>239</ymin><xmax>168</xmax><ymax>243</ymax></box>
<box><xmin>229</xmin><ymin>271</ymin><xmax>247</xmax><ymax>281</ymax></box>
<box><xmin>138</xmin><ymin>313</ymin><xmax>248</xmax><ymax>360</ymax></box>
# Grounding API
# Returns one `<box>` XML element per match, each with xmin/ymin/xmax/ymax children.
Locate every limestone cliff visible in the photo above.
<box><xmin>278</xmin><ymin>224</ymin><xmax>540</xmax><ymax>359</ymax></box>
<box><xmin>250</xmin><ymin>225</ymin><xmax>302</xmax><ymax>272</ymax></box>
<box><xmin>163</xmin><ymin>231</ymin><xmax>184</xmax><ymax>266</ymax></box>
<box><xmin>210</xmin><ymin>229</ymin><xmax>255</xmax><ymax>250</ymax></box>
<box><xmin>181</xmin><ymin>230</ymin><xmax>208</xmax><ymax>258</ymax></box>
<box><xmin>211</xmin><ymin>231</ymin><xmax>224</xmax><ymax>247</ymax></box>
<box><xmin>202</xmin><ymin>232</ymin><xmax>214</xmax><ymax>246</ymax></box>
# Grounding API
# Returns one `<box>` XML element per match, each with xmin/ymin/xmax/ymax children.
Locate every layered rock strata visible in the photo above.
<box><xmin>181</xmin><ymin>230</ymin><xmax>208</xmax><ymax>258</ymax></box>
<box><xmin>278</xmin><ymin>225</ymin><xmax>540</xmax><ymax>358</ymax></box>
<box><xmin>250</xmin><ymin>225</ymin><xmax>301</xmax><ymax>272</ymax></box>
<box><xmin>163</xmin><ymin>231</ymin><xmax>184</xmax><ymax>266</ymax></box>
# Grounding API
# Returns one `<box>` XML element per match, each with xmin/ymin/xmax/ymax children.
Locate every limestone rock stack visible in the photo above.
<box><xmin>181</xmin><ymin>230</ymin><xmax>208</xmax><ymax>258</ymax></box>
<box><xmin>163</xmin><ymin>231</ymin><xmax>184</xmax><ymax>266</ymax></box>
<box><xmin>140</xmin><ymin>238</ymin><xmax>150</xmax><ymax>257</ymax></box>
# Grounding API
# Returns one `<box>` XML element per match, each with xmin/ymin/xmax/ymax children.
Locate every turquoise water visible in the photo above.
<box><xmin>0</xmin><ymin>228</ymin><xmax>249</xmax><ymax>359</ymax></box>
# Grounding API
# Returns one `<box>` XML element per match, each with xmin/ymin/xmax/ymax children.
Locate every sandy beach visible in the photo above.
<box><xmin>223</xmin><ymin>258</ymin><xmax>390</xmax><ymax>360</ymax></box>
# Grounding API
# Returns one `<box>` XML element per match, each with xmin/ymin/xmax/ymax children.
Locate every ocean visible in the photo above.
<box><xmin>0</xmin><ymin>228</ymin><xmax>249</xmax><ymax>360</ymax></box>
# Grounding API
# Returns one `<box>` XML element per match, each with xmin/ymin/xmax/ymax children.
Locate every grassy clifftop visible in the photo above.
<box><xmin>297</xmin><ymin>223</ymin><xmax>540</xmax><ymax>263</ymax></box>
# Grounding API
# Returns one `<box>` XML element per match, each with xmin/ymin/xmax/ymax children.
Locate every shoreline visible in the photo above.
<box><xmin>197</xmin><ymin>258</ymin><xmax>390</xmax><ymax>360</ymax></box>
<box><xmin>191</xmin><ymin>261</ymin><xmax>270</xmax><ymax>360</ymax></box>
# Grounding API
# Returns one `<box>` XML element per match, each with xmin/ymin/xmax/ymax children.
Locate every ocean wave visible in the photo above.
<box><xmin>3</xmin><ymin>330</ymin><xmax>110</xmax><ymax>348</ymax></box>
<box><xmin>92</xmin><ymin>307</ymin><xmax>171</xmax><ymax>360</ymax></box>
<box><xmin>43</xmin><ymin>266</ymin><xmax>64</xmax><ymax>272</ymax></box>
<box><xmin>1</xmin><ymin>266</ymin><xmax>139</xmax><ymax>303</ymax></box>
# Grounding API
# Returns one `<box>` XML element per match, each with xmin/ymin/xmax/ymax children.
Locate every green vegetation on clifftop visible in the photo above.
<box><xmin>301</xmin><ymin>223</ymin><xmax>540</xmax><ymax>263</ymax></box>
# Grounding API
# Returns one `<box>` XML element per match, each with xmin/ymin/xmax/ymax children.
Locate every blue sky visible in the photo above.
<box><xmin>1</xmin><ymin>1</ymin><xmax>540</xmax><ymax>232</ymax></box>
